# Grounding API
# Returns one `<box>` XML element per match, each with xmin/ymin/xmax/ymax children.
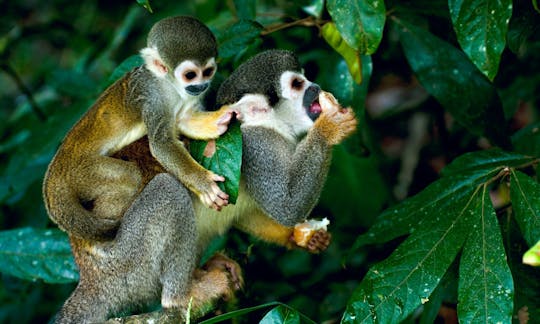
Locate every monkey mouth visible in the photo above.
<box><xmin>307</xmin><ymin>99</ymin><xmax>322</xmax><ymax>120</ymax></box>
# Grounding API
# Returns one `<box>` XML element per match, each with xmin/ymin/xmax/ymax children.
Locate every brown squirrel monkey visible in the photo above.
<box><xmin>55</xmin><ymin>49</ymin><xmax>356</xmax><ymax>323</ymax></box>
<box><xmin>43</xmin><ymin>16</ymin><xmax>234</xmax><ymax>242</ymax></box>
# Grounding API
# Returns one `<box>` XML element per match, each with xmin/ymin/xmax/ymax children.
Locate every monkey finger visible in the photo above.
<box><xmin>211</xmin><ymin>174</ymin><xmax>226</xmax><ymax>182</ymax></box>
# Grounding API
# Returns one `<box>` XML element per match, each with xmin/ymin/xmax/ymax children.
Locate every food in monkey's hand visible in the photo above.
<box><xmin>293</xmin><ymin>218</ymin><xmax>330</xmax><ymax>248</ymax></box>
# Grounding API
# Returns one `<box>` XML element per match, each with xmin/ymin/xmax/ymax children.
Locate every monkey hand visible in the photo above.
<box><xmin>315</xmin><ymin>91</ymin><xmax>357</xmax><ymax>145</ymax></box>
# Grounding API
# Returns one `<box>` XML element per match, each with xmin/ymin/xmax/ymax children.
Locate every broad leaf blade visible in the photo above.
<box><xmin>343</xmin><ymin>187</ymin><xmax>479</xmax><ymax>323</ymax></box>
<box><xmin>0</xmin><ymin>228</ymin><xmax>78</xmax><ymax>283</ymax></box>
<box><xmin>395</xmin><ymin>18</ymin><xmax>509</xmax><ymax>148</ymax></box>
<box><xmin>260</xmin><ymin>305</ymin><xmax>300</xmax><ymax>324</ymax></box>
<box><xmin>326</xmin><ymin>0</ymin><xmax>386</xmax><ymax>55</ymax></box>
<box><xmin>449</xmin><ymin>0</ymin><xmax>512</xmax><ymax>80</ymax></box>
<box><xmin>510</xmin><ymin>170</ymin><xmax>540</xmax><ymax>247</ymax></box>
<box><xmin>107</xmin><ymin>54</ymin><xmax>143</xmax><ymax>85</ymax></box>
<box><xmin>190</xmin><ymin>122</ymin><xmax>242</xmax><ymax>203</ymax></box>
<box><xmin>214</xmin><ymin>20</ymin><xmax>262</xmax><ymax>60</ymax></box>
<box><xmin>457</xmin><ymin>185</ymin><xmax>513</xmax><ymax>323</ymax></box>
<box><xmin>441</xmin><ymin>148</ymin><xmax>536</xmax><ymax>176</ymax></box>
<box><xmin>351</xmin><ymin>170</ymin><xmax>492</xmax><ymax>249</ymax></box>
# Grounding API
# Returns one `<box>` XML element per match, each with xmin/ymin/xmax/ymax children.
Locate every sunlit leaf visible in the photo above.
<box><xmin>510</xmin><ymin>170</ymin><xmax>540</xmax><ymax>247</ymax></box>
<box><xmin>457</xmin><ymin>185</ymin><xmax>513</xmax><ymax>323</ymax></box>
<box><xmin>449</xmin><ymin>0</ymin><xmax>512</xmax><ymax>80</ymax></box>
<box><xmin>0</xmin><ymin>228</ymin><xmax>78</xmax><ymax>283</ymax></box>
<box><xmin>322</xmin><ymin>22</ymin><xmax>362</xmax><ymax>84</ymax></box>
<box><xmin>395</xmin><ymin>17</ymin><xmax>510</xmax><ymax>148</ymax></box>
<box><xmin>523</xmin><ymin>240</ymin><xmax>540</xmax><ymax>266</ymax></box>
<box><xmin>302</xmin><ymin>0</ymin><xmax>324</xmax><ymax>17</ymax></box>
<box><xmin>190</xmin><ymin>121</ymin><xmax>242</xmax><ymax>203</ymax></box>
<box><xmin>326</xmin><ymin>0</ymin><xmax>386</xmax><ymax>54</ymax></box>
<box><xmin>342</xmin><ymin>187</ymin><xmax>479</xmax><ymax>323</ymax></box>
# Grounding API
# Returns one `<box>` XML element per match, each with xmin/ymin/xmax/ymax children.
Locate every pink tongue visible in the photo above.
<box><xmin>310</xmin><ymin>102</ymin><xmax>322</xmax><ymax>114</ymax></box>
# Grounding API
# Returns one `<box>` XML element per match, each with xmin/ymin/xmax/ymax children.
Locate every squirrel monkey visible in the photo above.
<box><xmin>54</xmin><ymin>50</ymin><xmax>357</xmax><ymax>323</ymax></box>
<box><xmin>43</xmin><ymin>16</ymin><xmax>233</xmax><ymax>242</ymax></box>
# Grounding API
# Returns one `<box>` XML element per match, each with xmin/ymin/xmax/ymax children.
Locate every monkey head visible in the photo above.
<box><xmin>141</xmin><ymin>16</ymin><xmax>217</xmax><ymax>98</ymax></box>
<box><xmin>216</xmin><ymin>50</ymin><xmax>322</xmax><ymax>139</ymax></box>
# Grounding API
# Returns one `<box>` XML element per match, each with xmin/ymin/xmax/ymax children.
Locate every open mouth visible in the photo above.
<box><xmin>307</xmin><ymin>97</ymin><xmax>322</xmax><ymax>120</ymax></box>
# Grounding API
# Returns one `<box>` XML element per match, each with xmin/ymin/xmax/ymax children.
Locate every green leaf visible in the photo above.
<box><xmin>233</xmin><ymin>0</ymin><xmax>256</xmax><ymax>19</ymax></box>
<box><xmin>441</xmin><ymin>148</ymin><xmax>536</xmax><ymax>176</ymax></box>
<box><xmin>199</xmin><ymin>302</ymin><xmax>316</xmax><ymax>324</ymax></box>
<box><xmin>512</xmin><ymin>122</ymin><xmax>540</xmax><ymax>157</ymax></box>
<box><xmin>302</xmin><ymin>0</ymin><xmax>325</xmax><ymax>18</ymax></box>
<box><xmin>342</xmin><ymin>186</ymin><xmax>479</xmax><ymax>323</ymax></box>
<box><xmin>395</xmin><ymin>18</ymin><xmax>510</xmax><ymax>148</ymax></box>
<box><xmin>449</xmin><ymin>0</ymin><xmax>512</xmax><ymax>80</ymax></box>
<box><xmin>136</xmin><ymin>0</ymin><xmax>153</xmax><ymax>13</ymax></box>
<box><xmin>523</xmin><ymin>240</ymin><xmax>540</xmax><ymax>266</ymax></box>
<box><xmin>0</xmin><ymin>228</ymin><xmax>78</xmax><ymax>283</ymax></box>
<box><xmin>107</xmin><ymin>54</ymin><xmax>143</xmax><ymax>85</ymax></box>
<box><xmin>214</xmin><ymin>20</ymin><xmax>262</xmax><ymax>60</ymax></box>
<box><xmin>48</xmin><ymin>69</ymin><xmax>99</xmax><ymax>98</ymax></box>
<box><xmin>326</xmin><ymin>0</ymin><xmax>386</xmax><ymax>55</ymax></box>
<box><xmin>260</xmin><ymin>305</ymin><xmax>300</xmax><ymax>324</ymax></box>
<box><xmin>510</xmin><ymin>170</ymin><xmax>540</xmax><ymax>247</ymax></box>
<box><xmin>190</xmin><ymin>121</ymin><xmax>242</xmax><ymax>204</ymax></box>
<box><xmin>322</xmin><ymin>22</ymin><xmax>362</xmax><ymax>84</ymax></box>
<box><xmin>507</xmin><ymin>3</ymin><xmax>540</xmax><ymax>53</ymax></box>
<box><xmin>457</xmin><ymin>185</ymin><xmax>513</xmax><ymax>323</ymax></box>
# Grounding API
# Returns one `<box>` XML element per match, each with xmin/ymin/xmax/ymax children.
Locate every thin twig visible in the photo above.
<box><xmin>261</xmin><ymin>16</ymin><xmax>326</xmax><ymax>36</ymax></box>
<box><xmin>0</xmin><ymin>62</ymin><xmax>46</xmax><ymax>121</ymax></box>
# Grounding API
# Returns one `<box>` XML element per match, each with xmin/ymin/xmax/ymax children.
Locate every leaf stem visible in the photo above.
<box><xmin>261</xmin><ymin>16</ymin><xmax>327</xmax><ymax>36</ymax></box>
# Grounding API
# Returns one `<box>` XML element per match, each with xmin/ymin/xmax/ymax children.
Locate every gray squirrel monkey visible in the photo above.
<box><xmin>55</xmin><ymin>49</ymin><xmax>357</xmax><ymax>323</ymax></box>
<box><xmin>43</xmin><ymin>16</ymin><xmax>233</xmax><ymax>242</ymax></box>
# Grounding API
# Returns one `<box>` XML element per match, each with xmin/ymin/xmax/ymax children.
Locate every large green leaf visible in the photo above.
<box><xmin>457</xmin><ymin>185</ymin><xmax>513</xmax><ymax>323</ymax></box>
<box><xmin>395</xmin><ymin>18</ymin><xmax>509</xmax><ymax>148</ymax></box>
<box><xmin>441</xmin><ymin>148</ymin><xmax>537</xmax><ymax>176</ymax></box>
<box><xmin>260</xmin><ymin>305</ymin><xmax>300</xmax><ymax>324</ymax></box>
<box><xmin>214</xmin><ymin>20</ymin><xmax>262</xmax><ymax>60</ymax></box>
<box><xmin>342</xmin><ymin>187</ymin><xmax>479</xmax><ymax>323</ymax></box>
<box><xmin>106</xmin><ymin>54</ymin><xmax>143</xmax><ymax>85</ymax></box>
<box><xmin>512</xmin><ymin>122</ymin><xmax>540</xmax><ymax>158</ymax></box>
<box><xmin>510</xmin><ymin>170</ymin><xmax>540</xmax><ymax>247</ymax></box>
<box><xmin>449</xmin><ymin>0</ymin><xmax>512</xmax><ymax>81</ymax></box>
<box><xmin>352</xmin><ymin>149</ymin><xmax>534</xmax><ymax>249</ymax></box>
<box><xmin>0</xmin><ymin>228</ymin><xmax>78</xmax><ymax>283</ymax></box>
<box><xmin>233</xmin><ymin>0</ymin><xmax>256</xmax><ymax>19</ymax></box>
<box><xmin>190</xmin><ymin>121</ymin><xmax>242</xmax><ymax>204</ymax></box>
<box><xmin>326</xmin><ymin>0</ymin><xmax>386</xmax><ymax>55</ymax></box>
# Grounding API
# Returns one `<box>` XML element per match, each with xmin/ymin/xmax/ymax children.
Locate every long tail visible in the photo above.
<box><xmin>43</xmin><ymin>184</ymin><xmax>119</xmax><ymax>241</ymax></box>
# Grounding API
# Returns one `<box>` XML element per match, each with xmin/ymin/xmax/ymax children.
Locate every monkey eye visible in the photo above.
<box><xmin>291</xmin><ymin>78</ymin><xmax>304</xmax><ymax>90</ymax></box>
<box><xmin>202</xmin><ymin>67</ymin><xmax>215</xmax><ymax>77</ymax></box>
<box><xmin>184</xmin><ymin>71</ymin><xmax>197</xmax><ymax>80</ymax></box>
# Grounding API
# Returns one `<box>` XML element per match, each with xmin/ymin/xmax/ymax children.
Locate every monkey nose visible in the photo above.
<box><xmin>186</xmin><ymin>83</ymin><xmax>209</xmax><ymax>96</ymax></box>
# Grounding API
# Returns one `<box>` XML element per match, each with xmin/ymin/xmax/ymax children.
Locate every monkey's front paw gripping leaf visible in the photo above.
<box><xmin>190</xmin><ymin>121</ymin><xmax>242</xmax><ymax>204</ymax></box>
<box><xmin>293</xmin><ymin>218</ymin><xmax>330</xmax><ymax>247</ymax></box>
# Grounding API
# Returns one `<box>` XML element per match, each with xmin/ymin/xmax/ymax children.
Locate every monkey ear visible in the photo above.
<box><xmin>140</xmin><ymin>47</ymin><xmax>168</xmax><ymax>78</ymax></box>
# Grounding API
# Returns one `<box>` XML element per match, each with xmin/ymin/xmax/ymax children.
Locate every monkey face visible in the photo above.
<box><xmin>278</xmin><ymin>71</ymin><xmax>322</xmax><ymax>121</ymax></box>
<box><xmin>173</xmin><ymin>58</ymin><xmax>216</xmax><ymax>97</ymax></box>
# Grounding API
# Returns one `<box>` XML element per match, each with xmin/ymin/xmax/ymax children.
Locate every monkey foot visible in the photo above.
<box><xmin>202</xmin><ymin>253</ymin><xmax>244</xmax><ymax>292</ymax></box>
<box><xmin>304</xmin><ymin>229</ymin><xmax>331</xmax><ymax>253</ymax></box>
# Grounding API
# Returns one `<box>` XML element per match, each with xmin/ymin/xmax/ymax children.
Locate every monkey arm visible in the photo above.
<box><xmin>177</xmin><ymin>105</ymin><xmax>233</xmax><ymax>140</ymax></box>
<box><xmin>242</xmin><ymin>126</ymin><xmax>332</xmax><ymax>227</ymax></box>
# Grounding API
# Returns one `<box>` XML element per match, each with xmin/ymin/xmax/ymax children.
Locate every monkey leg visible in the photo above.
<box><xmin>111</xmin><ymin>173</ymin><xmax>199</xmax><ymax>313</ymax></box>
<box><xmin>234</xmin><ymin>209</ymin><xmax>296</xmax><ymax>249</ymax></box>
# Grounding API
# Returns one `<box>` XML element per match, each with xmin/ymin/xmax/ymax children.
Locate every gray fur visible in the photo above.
<box><xmin>147</xmin><ymin>16</ymin><xmax>217</xmax><ymax>66</ymax></box>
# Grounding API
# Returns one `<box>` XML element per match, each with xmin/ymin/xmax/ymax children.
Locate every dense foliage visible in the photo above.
<box><xmin>1</xmin><ymin>0</ymin><xmax>539</xmax><ymax>323</ymax></box>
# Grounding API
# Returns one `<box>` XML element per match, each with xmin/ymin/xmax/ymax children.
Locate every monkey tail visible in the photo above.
<box><xmin>44</xmin><ymin>185</ymin><xmax>119</xmax><ymax>241</ymax></box>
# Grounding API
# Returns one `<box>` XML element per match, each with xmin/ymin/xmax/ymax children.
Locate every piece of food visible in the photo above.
<box><xmin>293</xmin><ymin>218</ymin><xmax>330</xmax><ymax>247</ymax></box>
